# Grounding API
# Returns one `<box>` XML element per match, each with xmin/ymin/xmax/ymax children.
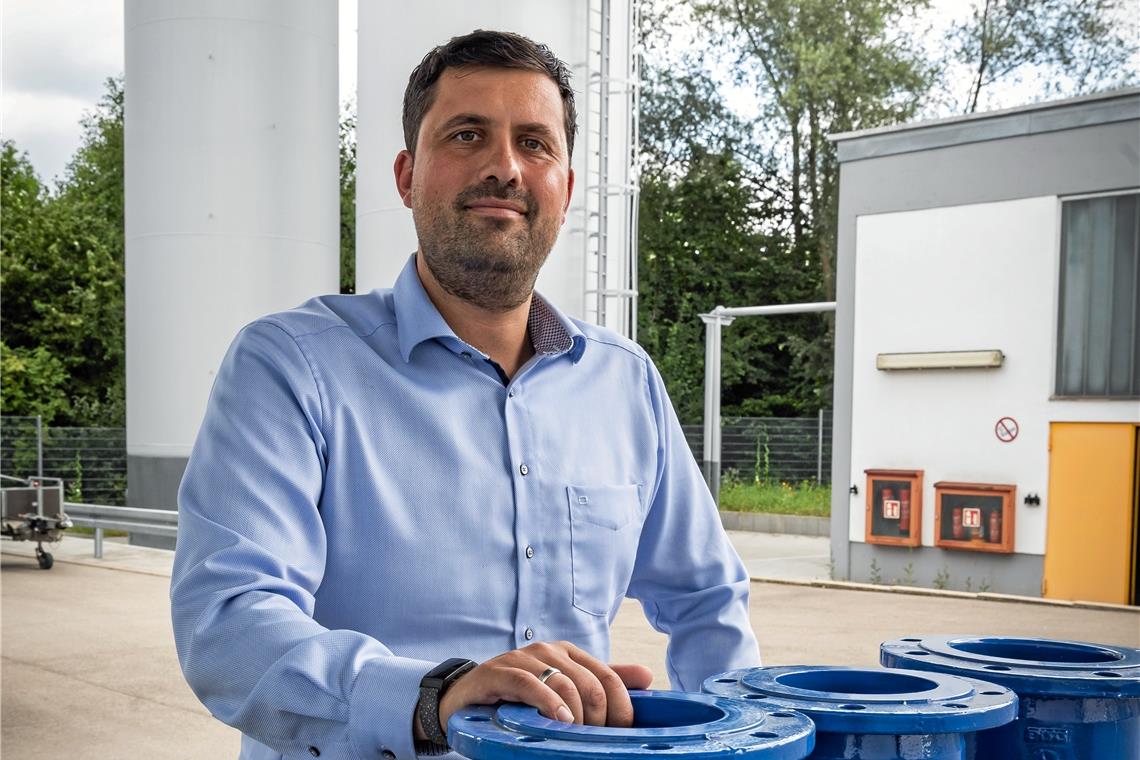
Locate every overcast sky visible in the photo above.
<box><xmin>1</xmin><ymin>0</ymin><xmax>359</xmax><ymax>184</ymax></box>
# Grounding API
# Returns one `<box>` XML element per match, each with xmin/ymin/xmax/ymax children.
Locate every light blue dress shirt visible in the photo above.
<box><xmin>171</xmin><ymin>255</ymin><xmax>759</xmax><ymax>760</ymax></box>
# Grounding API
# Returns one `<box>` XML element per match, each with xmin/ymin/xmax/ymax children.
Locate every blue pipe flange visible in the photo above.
<box><xmin>704</xmin><ymin>665</ymin><xmax>1018</xmax><ymax>760</ymax></box>
<box><xmin>881</xmin><ymin>635</ymin><xmax>1140</xmax><ymax>760</ymax></box>
<box><xmin>447</xmin><ymin>689</ymin><xmax>816</xmax><ymax>759</ymax></box>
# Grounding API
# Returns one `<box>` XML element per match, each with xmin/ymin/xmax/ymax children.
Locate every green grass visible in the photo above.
<box><xmin>718</xmin><ymin>480</ymin><xmax>831</xmax><ymax>516</ymax></box>
<box><xmin>67</xmin><ymin>526</ymin><xmax>129</xmax><ymax>538</ymax></box>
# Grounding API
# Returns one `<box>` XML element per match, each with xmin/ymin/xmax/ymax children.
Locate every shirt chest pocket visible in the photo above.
<box><xmin>567</xmin><ymin>484</ymin><xmax>643</xmax><ymax>616</ymax></box>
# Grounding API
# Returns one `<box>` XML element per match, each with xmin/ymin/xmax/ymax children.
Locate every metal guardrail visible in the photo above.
<box><xmin>62</xmin><ymin>502</ymin><xmax>177</xmax><ymax>558</ymax></box>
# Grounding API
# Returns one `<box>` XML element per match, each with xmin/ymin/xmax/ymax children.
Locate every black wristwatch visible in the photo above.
<box><xmin>417</xmin><ymin>658</ymin><xmax>477</xmax><ymax>750</ymax></box>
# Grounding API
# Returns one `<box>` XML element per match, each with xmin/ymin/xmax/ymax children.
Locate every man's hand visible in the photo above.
<box><xmin>436</xmin><ymin>641</ymin><xmax>653</xmax><ymax>735</ymax></box>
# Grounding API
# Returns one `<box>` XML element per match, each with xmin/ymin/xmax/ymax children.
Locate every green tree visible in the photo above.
<box><xmin>340</xmin><ymin>101</ymin><xmax>357</xmax><ymax>294</ymax></box>
<box><xmin>638</xmin><ymin>1</ymin><xmax>932</xmax><ymax>417</ymax></box>
<box><xmin>1</xmin><ymin>78</ymin><xmax>125</xmax><ymax>426</ymax></box>
<box><xmin>696</xmin><ymin>0</ymin><xmax>935</xmax><ymax>300</ymax></box>
<box><xmin>947</xmin><ymin>0</ymin><xmax>1138</xmax><ymax>113</ymax></box>
<box><xmin>638</xmin><ymin>52</ymin><xmax>825</xmax><ymax>420</ymax></box>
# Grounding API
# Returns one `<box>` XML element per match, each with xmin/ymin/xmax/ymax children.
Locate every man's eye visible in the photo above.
<box><xmin>521</xmin><ymin>138</ymin><xmax>544</xmax><ymax>151</ymax></box>
<box><xmin>455</xmin><ymin>131</ymin><xmax>478</xmax><ymax>142</ymax></box>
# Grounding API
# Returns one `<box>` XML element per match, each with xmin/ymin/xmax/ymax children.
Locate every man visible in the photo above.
<box><xmin>171</xmin><ymin>30</ymin><xmax>758</xmax><ymax>760</ymax></box>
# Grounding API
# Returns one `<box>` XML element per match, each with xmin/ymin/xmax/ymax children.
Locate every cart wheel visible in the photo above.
<box><xmin>36</xmin><ymin>549</ymin><xmax>54</xmax><ymax>570</ymax></box>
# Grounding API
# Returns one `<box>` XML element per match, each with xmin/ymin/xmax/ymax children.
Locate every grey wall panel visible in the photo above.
<box><xmin>127</xmin><ymin>455</ymin><xmax>187</xmax><ymax>550</ymax></box>
<box><xmin>847</xmin><ymin>543</ymin><xmax>1044</xmax><ymax>599</ymax></box>
<box><xmin>834</xmin><ymin>90</ymin><xmax>1139</xmax><ymax>163</ymax></box>
<box><xmin>841</xmin><ymin>121</ymin><xmax>1139</xmax><ymax>219</ymax></box>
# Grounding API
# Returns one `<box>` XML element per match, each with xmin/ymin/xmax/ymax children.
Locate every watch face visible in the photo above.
<box><xmin>424</xmin><ymin>658</ymin><xmax>476</xmax><ymax>690</ymax></box>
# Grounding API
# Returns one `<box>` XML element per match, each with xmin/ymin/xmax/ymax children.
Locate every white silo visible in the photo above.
<box><xmin>355</xmin><ymin>0</ymin><xmax>640</xmax><ymax>336</ymax></box>
<box><xmin>124</xmin><ymin>0</ymin><xmax>339</xmax><ymax>537</ymax></box>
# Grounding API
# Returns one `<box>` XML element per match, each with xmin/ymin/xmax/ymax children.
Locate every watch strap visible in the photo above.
<box><xmin>417</xmin><ymin>658</ymin><xmax>477</xmax><ymax>749</ymax></box>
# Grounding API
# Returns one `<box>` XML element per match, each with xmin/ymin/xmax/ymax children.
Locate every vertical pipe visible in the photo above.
<box><xmin>94</xmin><ymin>526</ymin><xmax>104</xmax><ymax>559</ymax></box>
<box><xmin>701</xmin><ymin>310</ymin><xmax>730</xmax><ymax>503</ymax></box>
<box><xmin>711</xmin><ymin>321</ymin><xmax>722</xmax><ymax>501</ymax></box>
<box><xmin>702</xmin><ymin>314</ymin><xmax>717</xmax><ymax>496</ymax></box>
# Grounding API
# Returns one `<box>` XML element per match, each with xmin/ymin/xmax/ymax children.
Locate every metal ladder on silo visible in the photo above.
<box><xmin>583</xmin><ymin>0</ymin><xmax>641</xmax><ymax>340</ymax></box>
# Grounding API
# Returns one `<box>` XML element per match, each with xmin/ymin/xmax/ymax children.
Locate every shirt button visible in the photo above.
<box><xmin>381</xmin><ymin>752</ymin><xmax>396</xmax><ymax>760</ymax></box>
<box><xmin>519</xmin><ymin>463</ymin><xmax>529</xmax><ymax>476</ymax></box>
<box><xmin>508</xmin><ymin>389</ymin><xmax>515</xmax><ymax>398</ymax></box>
<box><xmin>461</xmin><ymin>351</ymin><xmax>472</xmax><ymax>361</ymax></box>
<box><xmin>524</xmin><ymin>627</ymin><xmax>534</xmax><ymax>640</ymax></box>
<box><xmin>308</xmin><ymin>748</ymin><xmax>320</xmax><ymax>758</ymax></box>
<box><xmin>525</xmin><ymin>545</ymin><xmax>534</xmax><ymax>559</ymax></box>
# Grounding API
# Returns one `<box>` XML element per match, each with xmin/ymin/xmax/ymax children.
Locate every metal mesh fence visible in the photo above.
<box><xmin>682</xmin><ymin>410</ymin><xmax>833</xmax><ymax>484</ymax></box>
<box><xmin>1</xmin><ymin>411</ymin><xmax>831</xmax><ymax>504</ymax></box>
<box><xmin>1</xmin><ymin>416</ymin><xmax>127</xmax><ymax>505</ymax></box>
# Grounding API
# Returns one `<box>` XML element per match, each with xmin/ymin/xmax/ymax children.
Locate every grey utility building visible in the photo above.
<box><xmin>828</xmin><ymin>89</ymin><xmax>1139</xmax><ymax>604</ymax></box>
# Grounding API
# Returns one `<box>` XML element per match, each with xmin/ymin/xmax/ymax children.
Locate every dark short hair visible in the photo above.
<box><xmin>402</xmin><ymin>30</ymin><xmax>577</xmax><ymax>159</ymax></box>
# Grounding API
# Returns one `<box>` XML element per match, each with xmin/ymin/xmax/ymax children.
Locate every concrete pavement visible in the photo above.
<box><xmin>3</xmin><ymin>533</ymin><xmax>1137</xmax><ymax>759</ymax></box>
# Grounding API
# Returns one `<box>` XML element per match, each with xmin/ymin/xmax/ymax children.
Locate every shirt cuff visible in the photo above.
<box><xmin>348</xmin><ymin>655</ymin><xmax>437</xmax><ymax>760</ymax></box>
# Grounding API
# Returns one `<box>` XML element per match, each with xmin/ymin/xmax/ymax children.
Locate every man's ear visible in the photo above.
<box><xmin>561</xmin><ymin>167</ymin><xmax>575</xmax><ymax>225</ymax></box>
<box><xmin>394</xmin><ymin>150</ymin><xmax>414</xmax><ymax>209</ymax></box>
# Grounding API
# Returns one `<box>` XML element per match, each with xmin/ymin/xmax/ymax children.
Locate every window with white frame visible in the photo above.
<box><xmin>1056</xmin><ymin>192</ymin><xmax>1140</xmax><ymax>398</ymax></box>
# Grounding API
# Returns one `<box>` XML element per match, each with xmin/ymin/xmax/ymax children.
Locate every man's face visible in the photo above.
<box><xmin>394</xmin><ymin>66</ymin><xmax>575</xmax><ymax>312</ymax></box>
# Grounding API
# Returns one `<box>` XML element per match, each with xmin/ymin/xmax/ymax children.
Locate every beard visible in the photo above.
<box><xmin>414</xmin><ymin>180</ymin><xmax>561</xmax><ymax>312</ymax></box>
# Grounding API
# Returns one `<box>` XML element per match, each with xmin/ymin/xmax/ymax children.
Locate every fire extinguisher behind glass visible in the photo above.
<box><xmin>952</xmin><ymin>507</ymin><xmax>964</xmax><ymax>540</ymax></box>
<box><xmin>899</xmin><ymin>489</ymin><xmax>911</xmax><ymax>534</ymax></box>
<box><xmin>988</xmin><ymin>509</ymin><xmax>1002</xmax><ymax>544</ymax></box>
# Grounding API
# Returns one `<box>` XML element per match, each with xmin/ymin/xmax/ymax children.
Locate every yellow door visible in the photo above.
<box><xmin>1044</xmin><ymin>423</ymin><xmax>1139</xmax><ymax>604</ymax></box>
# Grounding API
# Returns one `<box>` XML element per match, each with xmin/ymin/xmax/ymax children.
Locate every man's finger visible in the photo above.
<box><xmin>536</xmin><ymin>666</ymin><xmax>585</xmax><ymax>724</ymax></box>
<box><xmin>541</xmin><ymin>658</ymin><xmax>607</xmax><ymax>726</ymax></box>
<box><xmin>564</xmin><ymin>643</ymin><xmax>635</xmax><ymax>728</ymax></box>
<box><xmin>610</xmin><ymin>663</ymin><xmax>653</xmax><ymax>690</ymax></box>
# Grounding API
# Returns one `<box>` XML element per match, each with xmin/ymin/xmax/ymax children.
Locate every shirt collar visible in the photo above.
<box><xmin>392</xmin><ymin>254</ymin><xmax>586</xmax><ymax>364</ymax></box>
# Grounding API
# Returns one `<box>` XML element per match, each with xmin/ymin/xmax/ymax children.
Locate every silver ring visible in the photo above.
<box><xmin>538</xmin><ymin>667</ymin><xmax>562</xmax><ymax>685</ymax></box>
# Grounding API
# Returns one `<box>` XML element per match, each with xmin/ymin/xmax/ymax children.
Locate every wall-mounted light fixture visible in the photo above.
<box><xmin>876</xmin><ymin>350</ymin><xmax>1005</xmax><ymax>371</ymax></box>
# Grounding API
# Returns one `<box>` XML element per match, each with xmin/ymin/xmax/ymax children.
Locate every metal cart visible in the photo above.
<box><xmin>1</xmin><ymin>475</ymin><xmax>73</xmax><ymax>569</ymax></box>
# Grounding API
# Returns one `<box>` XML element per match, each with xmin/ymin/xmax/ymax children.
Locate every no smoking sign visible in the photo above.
<box><xmin>995</xmin><ymin>416</ymin><xmax>1019</xmax><ymax>443</ymax></box>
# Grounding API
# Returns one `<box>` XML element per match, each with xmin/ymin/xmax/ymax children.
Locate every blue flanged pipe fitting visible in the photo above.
<box><xmin>447</xmin><ymin>688</ymin><xmax>816</xmax><ymax>759</ymax></box>
<box><xmin>881</xmin><ymin>635</ymin><xmax>1140</xmax><ymax>760</ymax></box>
<box><xmin>703</xmin><ymin>665</ymin><xmax>1018</xmax><ymax>760</ymax></box>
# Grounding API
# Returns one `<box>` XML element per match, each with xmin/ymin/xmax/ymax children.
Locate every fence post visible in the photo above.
<box><xmin>817</xmin><ymin>409</ymin><xmax>824</xmax><ymax>484</ymax></box>
<box><xmin>94</xmin><ymin>526</ymin><xmax>104</xmax><ymax>559</ymax></box>
<box><xmin>35</xmin><ymin>416</ymin><xmax>45</xmax><ymax>517</ymax></box>
<box><xmin>35</xmin><ymin>415</ymin><xmax>43</xmax><ymax>480</ymax></box>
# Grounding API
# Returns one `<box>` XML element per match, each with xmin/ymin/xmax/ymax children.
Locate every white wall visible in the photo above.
<box><xmin>849</xmin><ymin>196</ymin><xmax>1140</xmax><ymax>553</ymax></box>
<box><xmin>355</xmin><ymin>2</ymin><xmax>594</xmax><ymax>318</ymax></box>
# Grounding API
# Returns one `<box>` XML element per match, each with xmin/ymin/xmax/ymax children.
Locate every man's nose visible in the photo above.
<box><xmin>479</xmin><ymin>136</ymin><xmax>522</xmax><ymax>186</ymax></box>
